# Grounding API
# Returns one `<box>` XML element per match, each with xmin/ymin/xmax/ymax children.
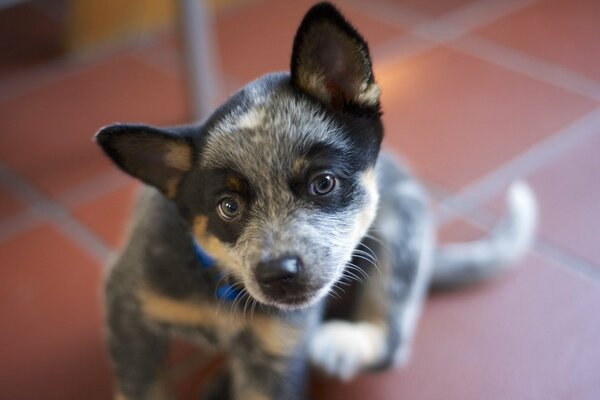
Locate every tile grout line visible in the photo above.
<box><xmin>0</xmin><ymin>56</ymin><xmax>114</xmax><ymax>105</ymax></box>
<box><xmin>0</xmin><ymin>0</ymin><xmax>597</xmax><ymax>271</ymax></box>
<box><xmin>346</xmin><ymin>0</ymin><xmax>600</xmax><ymax>102</ymax></box>
<box><xmin>0</xmin><ymin>163</ymin><xmax>112</xmax><ymax>264</ymax></box>
<box><xmin>0</xmin><ymin>170</ymin><xmax>134</xmax><ymax>244</ymax></box>
<box><xmin>440</xmin><ymin>107</ymin><xmax>600</xmax><ymax>215</ymax></box>
<box><xmin>0</xmin><ymin>208</ymin><xmax>48</xmax><ymax>243</ymax></box>
<box><xmin>533</xmin><ymin>239</ymin><xmax>600</xmax><ymax>285</ymax></box>
<box><xmin>451</xmin><ymin>35</ymin><xmax>600</xmax><ymax>101</ymax></box>
<box><xmin>341</xmin><ymin>0</ymin><xmax>427</xmax><ymax>28</ymax></box>
<box><xmin>411</xmin><ymin>0</ymin><xmax>537</xmax><ymax>42</ymax></box>
<box><xmin>55</xmin><ymin>170</ymin><xmax>134</xmax><ymax>208</ymax></box>
<box><xmin>0</xmin><ymin>33</ymin><xmax>174</xmax><ymax>105</ymax></box>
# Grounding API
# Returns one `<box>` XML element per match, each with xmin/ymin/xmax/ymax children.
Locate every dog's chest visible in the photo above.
<box><xmin>137</xmin><ymin>287</ymin><xmax>305</xmax><ymax>357</ymax></box>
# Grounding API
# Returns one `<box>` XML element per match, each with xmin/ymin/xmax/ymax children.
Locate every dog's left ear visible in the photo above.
<box><xmin>95</xmin><ymin>124</ymin><xmax>193</xmax><ymax>198</ymax></box>
<box><xmin>291</xmin><ymin>2</ymin><xmax>380</xmax><ymax>112</ymax></box>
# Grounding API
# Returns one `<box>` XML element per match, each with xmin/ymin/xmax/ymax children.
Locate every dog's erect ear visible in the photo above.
<box><xmin>291</xmin><ymin>2</ymin><xmax>380</xmax><ymax>111</ymax></box>
<box><xmin>95</xmin><ymin>124</ymin><xmax>193</xmax><ymax>197</ymax></box>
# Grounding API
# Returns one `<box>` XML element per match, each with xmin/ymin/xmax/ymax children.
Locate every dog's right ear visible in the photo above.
<box><xmin>291</xmin><ymin>2</ymin><xmax>380</xmax><ymax>112</ymax></box>
<box><xmin>95</xmin><ymin>124</ymin><xmax>193</xmax><ymax>198</ymax></box>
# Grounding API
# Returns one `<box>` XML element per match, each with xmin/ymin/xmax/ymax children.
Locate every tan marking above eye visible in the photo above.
<box><xmin>226</xmin><ymin>174</ymin><xmax>242</xmax><ymax>192</ymax></box>
<box><xmin>293</xmin><ymin>157</ymin><xmax>309</xmax><ymax>176</ymax></box>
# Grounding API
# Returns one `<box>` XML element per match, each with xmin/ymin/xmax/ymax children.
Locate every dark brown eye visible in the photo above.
<box><xmin>217</xmin><ymin>196</ymin><xmax>242</xmax><ymax>221</ymax></box>
<box><xmin>310</xmin><ymin>173</ymin><xmax>336</xmax><ymax>196</ymax></box>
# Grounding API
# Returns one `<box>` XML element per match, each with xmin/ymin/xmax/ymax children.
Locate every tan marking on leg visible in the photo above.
<box><xmin>245</xmin><ymin>391</ymin><xmax>270</xmax><ymax>400</ymax></box>
<box><xmin>115</xmin><ymin>392</ymin><xmax>127</xmax><ymax>400</ymax></box>
<box><xmin>147</xmin><ymin>377</ymin><xmax>174</xmax><ymax>400</ymax></box>
<box><xmin>250</xmin><ymin>317</ymin><xmax>303</xmax><ymax>358</ymax></box>
<box><xmin>138</xmin><ymin>287</ymin><xmax>243</xmax><ymax>334</ymax></box>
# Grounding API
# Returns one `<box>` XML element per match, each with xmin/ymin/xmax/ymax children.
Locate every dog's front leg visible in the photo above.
<box><xmin>310</xmin><ymin>173</ymin><xmax>434</xmax><ymax>379</ymax></box>
<box><xmin>106</xmin><ymin>271</ymin><xmax>172</xmax><ymax>400</ymax></box>
<box><xmin>228</xmin><ymin>317</ymin><xmax>311</xmax><ymax>400</ymax></box>
<box><xmin>362</xmin><ymin>176</ymin><xmax>434</xmax><ymax>370</ymax></box>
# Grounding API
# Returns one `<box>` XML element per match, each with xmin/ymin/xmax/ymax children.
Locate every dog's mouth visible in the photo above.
<box><xmin>251</xmin><ymin>281</ymin><xmax>331</xmax><ymax>310</ymax></box>
<box><xmin>262</xmin><ymin>291</ymin><xmax>321</xmax><ymax>309</ymax></box>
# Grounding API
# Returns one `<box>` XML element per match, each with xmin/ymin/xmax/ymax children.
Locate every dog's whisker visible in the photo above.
<box><xmin>363</xmin><ymin>232</ymin><xmax>388</xmax><ymax>248</ymax></box>
<box><xmin>346</xmin><ymin>263</ymin><xmax>370</xmax><ymax>281</ymax></box>
<box><xmin>215</xmin><ymin>273</ymin><xmax>238</xmax><ymax>315</ymax></box>
<box><xmin>334</xmin><ymin>279</ymin><xmax>350</xmax><ymax>287</ymax></box>
<box><xmin>352</xmin><ymin>249</ymin><xmax>377</xmax><ymax>264</ymax></box>
<box><xmin>352</xmin><ymin>253</ymin><xmax>377</xmax><ymax>268</ymax></box>
<box><xmin>355</xmin><ymin>244</ymin><xmax>381</xmax><ymax>265</ymax></box>
<box><xmin>328</xmin><ymin>282</ymin><xmax>347</xmax><ymax>298</ymax></box>
<box><xmin>328</xmin><ymin>286</ymin><xmax>342</xmax><ymax>299</ymax></box>
<box><xmin>342</xmin><ymin>269</ymin><xmax>363</xmax><ymax>283</ymax></box>
<box><xmin>230</xmin><ymin>286</ymin><xmax>246</xmax><ymax>318</ymax></box>
<box><xmin>242</xmin><ymin>295</ymin><xmax>252</xmax><ymax>321</ymax></box>
<box><xmin>356</xmin><ymin>241</ymin><xmax>377</xmax><ymax>256</ymax></box>
<box><xmin>250</xmin><ymin>298</ymin><xmax>258</xmax><ymax>321</ymax></box>
<box><xmin>351</xmin><ymin>253</ymin><xmax>384</xmax><ymax>277</ymax></box>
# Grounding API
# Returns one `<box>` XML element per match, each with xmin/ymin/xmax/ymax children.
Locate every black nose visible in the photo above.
<box><xmin>256</xmin><ymin>255</ymin><xmax>303</xmax><ymax>297</ymax></box>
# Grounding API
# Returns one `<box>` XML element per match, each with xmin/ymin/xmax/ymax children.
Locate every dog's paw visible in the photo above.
<box><xmin>309</xmin><ymin>320</ymin><xmax>386</xmax><ymax>381</ymax></box>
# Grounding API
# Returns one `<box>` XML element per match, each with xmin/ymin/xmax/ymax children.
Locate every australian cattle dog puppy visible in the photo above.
<box><xmin>95</xmin><ymin>3</ymin><xmax>537</xmax><ymax>399</ymax></box>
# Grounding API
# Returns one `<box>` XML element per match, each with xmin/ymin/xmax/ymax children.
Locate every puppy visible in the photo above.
<box><xmin>95</xmin><ymin>3</ymin><xmax>537</xmax><ymax>399</ymax></box>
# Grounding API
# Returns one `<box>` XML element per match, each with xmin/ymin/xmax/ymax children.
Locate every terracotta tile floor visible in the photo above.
<box><xmin>1</xmin><ymin>0</ymin><xmax>599</xmax><ymax>399</ymax></box>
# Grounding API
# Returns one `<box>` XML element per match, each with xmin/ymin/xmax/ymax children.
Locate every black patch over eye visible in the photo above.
<box><xmin>309</xmin><ymin>173</ymin><xmax>336</xmax><ymax>196</ymax></box>
<box><xmin>217</xmin><ymin>196</ymin><xmax>243</xmax><ymax>221</ymax></box>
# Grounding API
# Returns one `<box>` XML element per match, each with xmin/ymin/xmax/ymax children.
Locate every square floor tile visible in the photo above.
<box><xmin>72</xmin><ymin>182</ymin><xmax>140</xmax><ymax>249</ymax></box>
<box><xmin>0</xmin><ymin>187</ymin><xmax>25</xmax><ymax>221</ymax></box>
<box><xmin>375</xmin><ymin>0</ymin><xmax>477</xmax><ymax>17</ymax></box>
<box><xmin>312</xmin><ymin>253</ymin><xmax>600</xmax><ymax>399</ymax></box>
<box><xmin>437</xmin><ymin>214</ymin><xmax>486</xmax><ymax>243</ymax></box>
<box><xmin>376</xmin><ymin>46</ymin><xmax>597</xmax><ymax>189</ymax></box>
<box><xmin>0</xmin><ymin>55</ymin><xmax>186</xmax><ymax>198</ymax></box>
<box><xmin>216</xmin><ymin>0</ymin><xmax>406</xmax><ymax>83</ymax></box>
<box><xmin>477</xmin><ymin>0</ymin><xmax>600</xmax><ymax>82</ymax></box>
<box><xmin>0</xmin><ymin>223</ymin><xmax>112</xmax><ymax>400</ymax></box>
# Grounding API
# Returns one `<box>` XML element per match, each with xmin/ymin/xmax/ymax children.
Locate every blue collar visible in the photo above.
<box><xmin>192</xmin><ymin>239</ymin><xmax>241</xmax><ymax>301</ymax></box>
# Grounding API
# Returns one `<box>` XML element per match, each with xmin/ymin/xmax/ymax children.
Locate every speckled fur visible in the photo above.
<box><xmin>95</xmin><ymin>3</ymin><xmax>536</xmax><ymax>399</ymax></box>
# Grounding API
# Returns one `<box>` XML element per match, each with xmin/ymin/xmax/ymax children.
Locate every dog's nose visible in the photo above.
<box><xmin>256</xmin><ymin>255</ymin><xmax>303</xmax><ymax>296</ymax></box>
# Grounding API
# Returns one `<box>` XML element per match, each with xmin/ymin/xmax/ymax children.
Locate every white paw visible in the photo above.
<box><xmin>308</xmin><ymin>320</ymin><xmax>386</xmax><ymax>381</ymax></box>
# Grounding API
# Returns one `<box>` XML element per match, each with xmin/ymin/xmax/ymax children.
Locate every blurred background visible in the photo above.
<box><xmin>1</xmin><ymin>0</ymin><xmax>599</xmax><ymax>398</ymax></box>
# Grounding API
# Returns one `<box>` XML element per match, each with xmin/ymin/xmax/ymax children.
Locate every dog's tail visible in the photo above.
<box><xmin>431</xmin><ymin>181</ymin><xmax>538</xmax><ymax>289</ymax></box>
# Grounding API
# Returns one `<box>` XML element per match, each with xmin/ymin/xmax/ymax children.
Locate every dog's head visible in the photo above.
<box><xmin>96</xmin><ymin>3</ymin><xmax>383</xmax><ymax>310</ymax></box>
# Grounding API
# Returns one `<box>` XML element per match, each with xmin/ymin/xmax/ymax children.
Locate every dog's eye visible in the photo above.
<box><xmin>309</xmin><ymin>173</ymin><xmax>336</xmax><ymax>196</ymax></box>
<box><xmin>217</xmin><ymin>196</ymin><xmax>243</xmax><ymax>221</ymax></box>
